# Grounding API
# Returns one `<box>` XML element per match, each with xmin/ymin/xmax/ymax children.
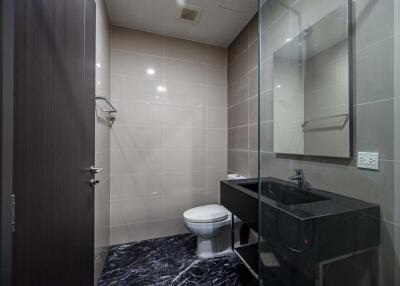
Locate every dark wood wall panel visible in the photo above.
<box><xmin>1</xmin><ymin>0</ymin><xmax>15</xmax><ymax>285</ymax></box>
<box><xmin>13</xmin><ymin>0</ymin><xmax>95</xmax><ymax>285</ymax></box>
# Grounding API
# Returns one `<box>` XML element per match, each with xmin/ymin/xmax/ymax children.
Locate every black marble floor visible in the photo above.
<box><xmin>99</xmin><ymin>234</ymin><xmax>257</xmax><ymax>286</ymax></box>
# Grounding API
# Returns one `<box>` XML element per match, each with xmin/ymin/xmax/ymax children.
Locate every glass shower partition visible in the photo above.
<box><xmin>257</xmin><ymin>0</ymin><xmax>397</xmax><ymax>285</ymax></box>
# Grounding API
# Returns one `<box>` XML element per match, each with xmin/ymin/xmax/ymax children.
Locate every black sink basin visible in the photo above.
<box><xmin>237</xmin><ymin>181</ymin><xmax>329</xmax><ymax>205</ymax></box>
<box><xmin>221</xmin><ymin>177</ymin><xmax>380</xmax><ymax>262</ymax></box>
<box><xmin>221</xmin><ymin>177</ymin><xmax>380</xmax><ymax>285</ymax></box>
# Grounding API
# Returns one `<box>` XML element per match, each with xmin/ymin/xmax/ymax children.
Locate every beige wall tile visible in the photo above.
<box><xmin>228</xmin><ymin>101</ymin><xmax>248</xmax><ymax>127</ymax></box>
<box><xmin>207</xmin><ymin>150</ymin><xmax>228</xmax><ymax>170</ymax></box>
<box><xmin>95</xmin><ymin>0</ymin><xmax>111</xmax><ymax>279</ymax></box>
<box><xmin>161</xmin><ymin>219</ymin><xmax>188</xmax><ymax>237</ymax></box>
<box><xmin>110</xmin><ymin>28</ymin><xmax>227</xmax><ymax>245</ymax></box>
<box><xmin>228</xmin><ymin>27</ymin><xmax>248</xmax><ymax>64</ymax></box>
<box><xmin>228</xmin><ymin>126</ymin><xmax>249</xmax><ymax>150</ymax></box>
<box><xmin>112</xmin><ymin>50</ymin><xmax>163</xmax><ymax>79</ymax></box>
<box><xmin>207</xmin><ymin>169</ymin><xmax>228</xmax><ymax>191</ymax></box>
<box><xmin>120</xmin><ymin>196</ymin><xmax>163</xmax><ymax>224</ymax></box>
<box><xmin>111</xmin><ymin>126</ymin><xmax>163</xmax><ymax>150</ymax></box>
<box><xmin>208</xmin><ymin>129</ymin><xmax>227</xmax><ymax>150</ymax></box>
<box><xmin>208</xmin><ymin>46</ymin><xmax>227</xmax><ymax>67</ymax></box>
<box><xmin>163</xmin><ymin>150</ymin><xmax>206</xmax><ymax>172</ymax></box>
<box><xmin>110</xmin><ymin>225</ymin><xmax>129</xmax><ymax>245</ymax></box>
<box><xmin>164</xmin><ymin>37</ymin><xmax>209</xmax><ymax>63</ymax></box>
<box><xmin>355</xmin><ymin>0</ymin><xmax>394</xmax><ymax>49</ymax></box>
<box><xmin>207</xmin><ymin>65</ymin><xmax>227</xmax><ymax>86</ymax></box>
<box><xmin>249</xmin><ymin>42</ymin><xmax>258</xmax><ymax>71</ymax></box>
<box><xmin>162</xmin><ymin>82</ymin><xmax>207</xmax><ymax>106</ymax></box>
<box><xmin>110</xmin><ymin>200</ymin><xmax>125</xmax><ymax>226</ymax></box>
<box><xmin>228</xmin><ymin>75</ymin><xmax>249</xmax><ymax>107</ymax></box>
<box><xmin>228</xmin><ymin>50</ymin><xmax>249</xmax><ymax>83</ymax></box>
<box><xmin>125</xmin><ymin>221</ymin><xmax>166</xmax><ymax>242</ymax></box>
<box><xmin>208</xmin><ymin>107</ymin><xmax>227</xmax><ymax>128</ymax></box>
<box><xmin>95</xmin><ymin>151</ymin><xmax>110</xmax><ymax>184</ymax></box>
<box><xmin>110</xmin><ymin>173</ymin><xmax>163</xmax><ymax>198</ymax></box>
<box><xmin>110</xmin><ymin>149</ymin><xmax>163</xmax><ymax>175</ymax></box>
<box><xmin>162</xmin><ymin>194</ymin><xmax>207</xmax><ymax>220</ymax></box>
<box><xmin>207</xmin><ymin>190</ymin><xmax>221</xmax><ymax>204</ymax></box>
<box><xmin>113</xmin><ymin>101</ymin><xmax>163</xmax><ymax>126</ymax></box>
<box><xmin>207</xmin><ymin>85</ymin><xmax>227</xmax><ymax>108</ymax></box>
<box><xmin>112</xmin><ymin>26</ymin><xmax>163</xmax><ymax>56</ymax></box>
<box><xmin>228</xmin><ymin>150</ymin><xmax>248</xmax><ymax>177</ymax></box>
<box><xmin>248</xmin><ymin>15</ymin><xmax>258</xmax><ymax>44</ymax></box>
<box><xmin>164</xmin><ymin>127</ymin><xmax>206</xmax><ymax>150</ymax></box>
<box><xmin>164</xmin><ymin>58</ymin><xmax>207</xmax><ymax>84</ymax></box>
<box><xmin>163</xmin><ymin>105</ymin><xmax>205</xmax><ymax>128</ymax></box>
<box><xmin>111</xmin><ymin>75</ymin><xmax>163</xmax><ymax>102</ymax></box>
<box><xmin>162</xmin><ymin>172</ymin><xmax>206</xmax><ymax>196</ymax></box>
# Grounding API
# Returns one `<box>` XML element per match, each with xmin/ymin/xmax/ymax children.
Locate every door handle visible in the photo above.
<box><xmin>88</xmin><ymin>166</ymin><xmax>103</xmax><ymax>174</ymax></box>
<box><xmin>89</xmin><ymin>179</ymin><xmax>100</xmax><ymax>187</ymax></box>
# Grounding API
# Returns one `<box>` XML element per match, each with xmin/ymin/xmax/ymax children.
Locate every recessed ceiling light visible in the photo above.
<box><xmin>276</xmin><ymin>85</ymin><xmax>281</xmax><ymax>88</ymax></box>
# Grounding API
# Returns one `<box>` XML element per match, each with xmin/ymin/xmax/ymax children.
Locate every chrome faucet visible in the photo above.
<box><xmin>289</xmin><ymin>169</ymin><xmax>310</xmax><ymax>191</ymax></box>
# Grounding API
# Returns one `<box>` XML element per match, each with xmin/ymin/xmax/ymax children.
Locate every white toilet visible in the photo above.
<box><xmin>183</xmin><ymin>204</ymin><xmax>242</xmax><ymax>258</ymax></box>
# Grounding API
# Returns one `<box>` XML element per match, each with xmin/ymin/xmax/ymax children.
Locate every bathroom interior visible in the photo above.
<box><xmin>1</xmin><ymin>0</ymin><xmax>400</xmax><ymax>285</ymax></box>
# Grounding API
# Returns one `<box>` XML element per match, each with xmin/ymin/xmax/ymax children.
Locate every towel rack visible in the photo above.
<box><xmin>95</xmin><ymin>96</ymin><xmax>117</xmax><ymax>127</ymax></box>
<box><xmin>302</xmin><ymin>113</ymin><xmax>349</xmax><ymax>131</ymax></box>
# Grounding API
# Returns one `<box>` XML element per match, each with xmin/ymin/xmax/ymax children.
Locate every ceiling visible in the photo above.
<box><xmin>105</xmin><ymin>0</ymin><xmax>258</xmax><ymax>47</ymax></box>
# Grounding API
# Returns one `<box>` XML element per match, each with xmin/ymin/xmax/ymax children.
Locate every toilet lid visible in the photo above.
<box><xmin>183</xmin><ymin>204</ymin><xmax>228</xmax><ymax>223</ymax></box>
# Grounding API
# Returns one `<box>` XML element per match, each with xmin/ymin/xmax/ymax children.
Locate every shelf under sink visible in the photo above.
<box><xmin>234</xmin><ymin>243</ymin><xmax>259</xmax><ymax>279</ymax></box>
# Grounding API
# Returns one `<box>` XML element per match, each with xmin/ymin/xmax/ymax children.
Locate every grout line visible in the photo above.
<box><xmin>227</xmin><ymin>91</ymin><xmax>271</xmax><ymax>110</ymax></box>
<box><xmin>228</xmin><ymin>120</ymin><xmax>273</xmax><ymax>130</ymax></box>
<box><xmin>110</xmin><ymin>169</ymin><xmax>227</xmax><ymax>178</ymax></box>
<box><xmin>355</xmin><ymin>35</ymin><xmax>395</xmax><ymax>54</ymax></box>
<box><xmin>111</xmin><ymin>124</ymin><xmax>227</xmax><ymax>129</ymax></box>
<box><xmin>227</xmin><ymin>148</ymin><xmax>250</xmax><ymax>153</ymax></box>
<box><xmin>111</xmin><ymin>72</ymin><xmax>226</xmax><ymax>88</ymax></box>
<box><xmin>355</xmin><ymin>97</ymin><xmax>395</xmax><ymax>107</ymax></box>
<box><xmin>112</xmin><ymin>48</ymin><xmax>227</xmax><ymax>69</ymax></box>
<box><xmin>112</xmin><ymin>98</ymin><xmax>226</xmax><ymax>109</ymax></box>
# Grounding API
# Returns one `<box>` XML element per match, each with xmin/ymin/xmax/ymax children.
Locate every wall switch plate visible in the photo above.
<box><xmin>357</xmin><ymin>152</ymin><xmax>380</xmax><ymax>170</ymax></box>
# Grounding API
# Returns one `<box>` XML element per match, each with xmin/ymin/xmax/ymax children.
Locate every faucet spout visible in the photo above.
<box><xmin>289</xmin><ymin>169</ymin><xmax>309</xmax><ymax>191</ymax></box>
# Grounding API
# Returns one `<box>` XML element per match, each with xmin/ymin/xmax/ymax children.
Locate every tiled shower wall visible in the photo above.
<box><xmin>228</xmin><ymin>0</ymin><xmax>399</xmax><ymax>284</ymax></box>
<box><xmin>94</xmin><ymin>0</ymin><xmax>111</xmax><ymax>283</ymax></box>
<box><xmin>227</xmin><ymin>15</ymin><xmax>259</xmax><ymax>177</ymax></box>
<box><xmin>110</xmin><ymin>27</ymin><xmax>227</xmax><ymax>245</ymax></box>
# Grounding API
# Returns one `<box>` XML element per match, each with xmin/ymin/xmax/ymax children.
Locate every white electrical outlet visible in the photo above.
<box><xmin>357</xmin><ymin>152</ymin><xmax>380</xmax><ymax>170</ymax></box>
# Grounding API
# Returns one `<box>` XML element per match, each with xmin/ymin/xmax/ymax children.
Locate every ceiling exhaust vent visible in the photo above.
<box><xmin>177</xmin><ymin>5</ymin><xmax>202</xmax><ymax>23</ymax></box>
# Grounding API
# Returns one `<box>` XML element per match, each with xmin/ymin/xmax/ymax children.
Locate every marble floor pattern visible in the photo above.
<box><xmin>99</xmin><ymin>234</ymin><xmax>257</xmax><ymax>286</ymax></box>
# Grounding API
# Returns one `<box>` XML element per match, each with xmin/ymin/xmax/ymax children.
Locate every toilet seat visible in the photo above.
<box><xmin>183</xmin><ymin>204</ymin><xmax>241</xmax><ymax>257</ymax></box>
<box><xmin>183</xmin><ymin>204</ymin><xmax>228</xmax><ymax>223</ymax></box>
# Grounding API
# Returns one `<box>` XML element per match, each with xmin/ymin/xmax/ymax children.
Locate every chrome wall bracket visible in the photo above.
<box><xmin>95</xmin><ymin>96</ymin><xmax>117</xmax><ymax>127</ymax></box>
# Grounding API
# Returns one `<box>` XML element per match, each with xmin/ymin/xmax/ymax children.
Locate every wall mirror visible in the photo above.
<box><xmin>273</xmin><ymin>5</ymin><xmax>351</xmax><ymax>158</ymax></box>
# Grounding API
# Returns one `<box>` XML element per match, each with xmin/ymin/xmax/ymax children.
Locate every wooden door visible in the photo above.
<box><xmin>13</xmin><ymin>0</ymin><xmax>96</xmax><ymax>285</ymax></box>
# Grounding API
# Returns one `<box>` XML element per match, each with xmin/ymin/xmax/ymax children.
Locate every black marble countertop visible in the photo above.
<box><xmin>221</xmin><ymin>177</ymin><xmax>380</xmax><ymax>221</ymax></box>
